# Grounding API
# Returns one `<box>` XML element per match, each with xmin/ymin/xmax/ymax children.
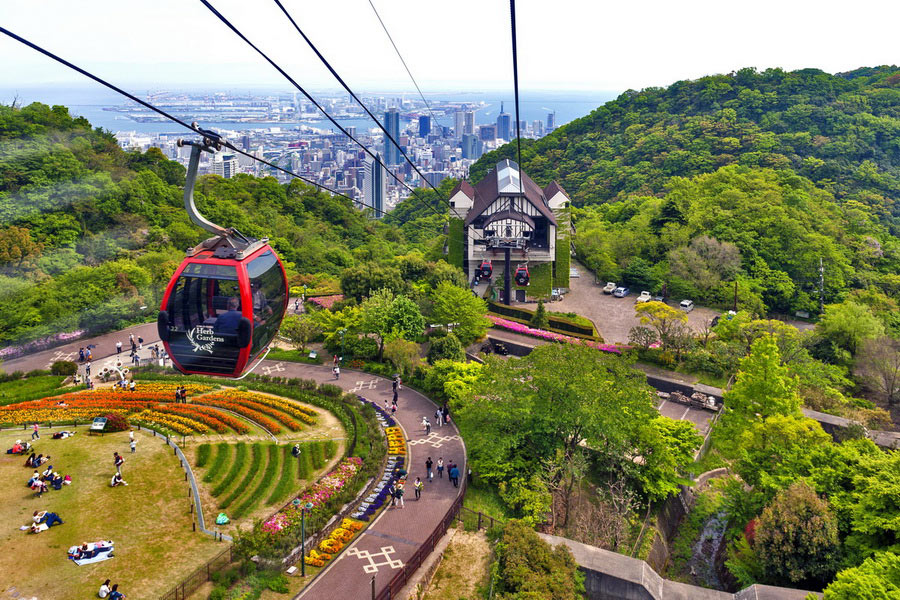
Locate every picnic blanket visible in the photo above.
<box><xmin>68</xmin><ymin>541</ymin><xmax>114</xmax><ymax>566</ymax></box>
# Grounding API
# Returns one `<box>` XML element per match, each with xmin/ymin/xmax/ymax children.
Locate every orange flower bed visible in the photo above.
<box><xmin>194</xmin><ymin>398</ymin><xmax>283</xmax><ymax>434</ymax></box>
<box><xmin>0</xmin><ymin>389</ymin><xmax>253</xmax><ymax>435</ymax></box>
<box><xmin>200</xmin><ymin>392</ymin><xmax>303</xmax><ymax>431</ymax></box>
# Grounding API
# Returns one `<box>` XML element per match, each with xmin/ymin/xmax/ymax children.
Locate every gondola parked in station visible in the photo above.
<box><xmin>514</xmin><ymin>263</ymin><xmax>530</xmax><ymax>286</ymax></box>
<box><xmin>479</xmin><ymin>260</ymin><xmax>493</xmax><ymax>279</ymax></box>
<box><xmin>158</xmin><ymin>131</ymin><xmax>287</xmax><ymax>377</ymax></box>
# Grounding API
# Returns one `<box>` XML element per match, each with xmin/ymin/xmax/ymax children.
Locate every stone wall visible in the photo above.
<box><xmin>539</xmin><ymin>534</ymin><xmax>821</xmax><ymax>600</ymax></box>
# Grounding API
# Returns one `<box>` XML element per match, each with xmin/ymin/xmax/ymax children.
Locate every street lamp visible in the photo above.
<box><xmin>300</xmin><ymin>500</ymin><xmax>314</xmax><ymax>576</ymax></box>
<box><xmin>338</xmin><ymin>328</ymin><xmax>347</xmax><ymax>363</ymax></box>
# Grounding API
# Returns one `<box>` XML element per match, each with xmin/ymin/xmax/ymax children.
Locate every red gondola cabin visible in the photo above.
<box><xmin>158</xmin><ymin>245</ymin><xmax>287</xmax><ymax>377</ymax></box>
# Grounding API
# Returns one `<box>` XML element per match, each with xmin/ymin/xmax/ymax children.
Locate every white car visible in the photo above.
<box><xmin>636</xmin><ymin>291</ymin><xmax>652</xmax><ymax>303</ymax></box>
<box><xmin>602</xmin><ymin>282</ymin><xmax>617</xmax><ymax>294</ymax></box>
<box><xmin>679</xmin><ymin>299</ymin><xmax>695</xmax><ymax>312</ymax></box>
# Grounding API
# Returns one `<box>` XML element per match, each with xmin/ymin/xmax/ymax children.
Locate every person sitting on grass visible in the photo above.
<box><xmin>31</xmin><ymin>479</ymin><xmax>48</xmax><ymax>497</ymax></box>
<box><xmin>24</xmin><ymin>452</ymin><xmax>36</xmax><ymax>467</ymax></box>
<box><xmin>27</xmin><ymin>471</ymin><xmax>40</xmax><ymax>487</ymax></box>
<box><xmin>51</xmin><ymin>473</ymin><xmax>64</xmax><ymax>490</ymax></box>
<box><xmin>7</xmin><ymin>440</ymin><xmax>24</xmax><ymax>454</ymax></box>
<box><xmin>41</xmin><ymin>464</ymin><xmax>54</xmax><ymax>480</ymax></box>
<box><xmin>108</xmin><ymin>583</ymin><xmax>125</xmax><ymax>599</ymax></box>
<box><xmin>110</xmin><ymin>473</ymin><xmax>128</xmax><ymax>487</ymax></box>
<box><xmin>99</xmin><ymin>579</ymin><xmax>111</xmax><ymax>598</ymax></box>
<box><xmin>36</xmin><ymin>454</ymin><xmax>49</xmax><ymax>466</ymax></box>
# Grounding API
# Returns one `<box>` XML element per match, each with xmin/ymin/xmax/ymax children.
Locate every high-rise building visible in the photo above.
<box><xmin>461</xmin><ymin>134</ymin><xmax>482</xmax><ymax>159</ymax></box>
<box><xmin>418</xmin><ymin>115</ymin><xmax>431</xmax><ymax>138</ymax></box>
<box><xmin>464</xmin><ymin>110</ymin><xmax>475</xmax><ymax>135</ymax></box>
<box><xmin>532</xmin><ymin>120</ymin><xmax>544</xmax><ymax>137</ymax></box>
<box><xmin>363</xmin><ymin>152</ymin><xmax>386</xmax><ymax>217</ymax></box>
<box><xmin>454</xmin><ymin>110</ymin><xmax>466</xmax><ymax>140</ymax></box>
<box><xmin>210</xmin><ymin>152</ymin><xmax>238</xmax><ymax>178</ymax></box>
<box><xmin>240</xmin><ymin>135</ymin><xmax>251</xmax><ymax>151</ymax></box>
<box><xmin>547</xmin><ymin>111</ymin><xmax>556</xmax><ymax>130</ymax></box>
<box><xmin>384</xmin><ymin>108</ymin><xmax>401</xmax><ymax>165</ymax></box>
<box><xmin>479</xmin><ymin>124</ymin><xmax>497</xmax><ymax>141</ymax></box>
<box><xmin>496</xmin><ymin>101</ymin><xmax>511</xmax><ymax>141</ymax></box>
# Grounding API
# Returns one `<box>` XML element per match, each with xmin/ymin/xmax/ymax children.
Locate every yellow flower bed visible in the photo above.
<box><xmin>386</xmin><ymin>426</ymin><xmax>406</xmax><ymax>455</ymax></box>
<box><xmin>305</xmin><ymin>518</ymin><xmax>365</xmax><ymax>567</ymax></box>
<box><xmin>114</xmin><ymin>382</ymin><xmax>214</xmax><ymax>397</ymax></box>
<box><xmin>134</xmin><ymin>410</ymin><xmax>208</xmax><ymax>435</ymax></box>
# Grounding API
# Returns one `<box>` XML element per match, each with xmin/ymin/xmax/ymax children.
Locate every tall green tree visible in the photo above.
<box><xmin>720</xmin><ymin>334</ymin><xmax>801</xmax><ymax>441</ymax></box>
<box><xmin>430</xmin><ymin>281</ymin><xmax>490</xmax><ymax>345</ymax></box>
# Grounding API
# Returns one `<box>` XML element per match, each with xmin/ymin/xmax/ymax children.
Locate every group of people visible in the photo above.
<box><xmin>173</xmin><ymin>386</ymin><xmax>189</xmax><ymax>403</ymax></box>
<box><xmin>424</xmin><ymin>456</ymin><xmax>462</xmax><ymax>487</ymax></box>
<box><xmin>98</xmin><ymin>579</ymin><xmax>126</xmax><ymax>599</ymax></box>
<box><xmin>78</xmin><ymin>346</ymin><xmax>94</xmax><ymax>362</ymax></box>
<box><xmin>110</xmin><ymin>451</ymin><xmax>128</xmax><ymax>487</ymax></box>
<box><xmin>113</xmin><ymin>378</ymin><xmax>136</xmax><ymax>392</ymax></box>
<box><xmin>27</xmin><ymin>457</ymin><xmax>71</xmax><ymax>496</ymax></box>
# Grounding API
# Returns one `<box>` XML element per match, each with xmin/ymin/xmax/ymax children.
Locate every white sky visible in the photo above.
<box><xmin>1</xmin><ymin>0</ymin><xmax>899</xmax><ymax>94</ymax></box>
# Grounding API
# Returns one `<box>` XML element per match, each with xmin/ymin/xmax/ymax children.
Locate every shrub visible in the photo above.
<box><xmin>103</xmin><ymin>413</ymin><xmax>130</xmax><ymax>432</ymax></box>
<box><xmin>427</xmin><ymin>332</ymin><xmax>465</xmax><ymax>364</ymax></box>
<box><xmin>494</xmin><ymin>520</ymin><xmax>585</xmax><ymax>598</ymax></box>
<box><xmin>207</xmin><ymin>585</ymin><xmax>226</xmax><ymax>600</ymax></box>
<box><xmin>50</xmin><ymin>360</ymin><xmax>77</xmax><ymax>376</ymax></box>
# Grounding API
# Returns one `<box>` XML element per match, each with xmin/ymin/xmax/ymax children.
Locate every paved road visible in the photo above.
<box><xmin>267</xmin><ymin>361</ymin><xmax>465</xmax><ymax>600</ymax></box>
<box><xmin>555</xmin><ymin>262</ymin><xmax>720</xmax><ymax>345</ymax></box>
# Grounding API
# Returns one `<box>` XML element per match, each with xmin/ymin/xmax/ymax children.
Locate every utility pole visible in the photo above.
<box><xmin>733</xmin><ymin>279</ymin><xmax>738</xmax><ymax>312</ymax></box>
<box><xmin>818</xmin><ymin>257</ymin><xmax>825</xmax><ymax>314</ymax></box>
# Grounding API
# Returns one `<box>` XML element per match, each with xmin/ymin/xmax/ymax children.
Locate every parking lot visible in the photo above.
<box><xmin>553</xmin><ymin>262</ymin><xmax>720</xmax><ymax>344</ymax></box>
<box><xmin>656</xmin><ymin>396</ymin><xmax>716</xmax><ymax>438</ymax></box>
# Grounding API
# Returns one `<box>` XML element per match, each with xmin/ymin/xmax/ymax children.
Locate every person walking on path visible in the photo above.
<box><xmin>425</xmin><ymin>457</ymin><xmax>433</xmax><ymax>481</ymax></box>
<box><xmin>449</xmin><ymin>464</ymin><xmax>460</xmax><ymax>488</ymax></box>
<box><xmin>394</xmin><ymin>482</ymin><xmax>405</xmax><ymax>508</ymax></box>
<box><xmin>388</xmin><ymin>483</ymin><xmax>396</xmax><ymax>507</ymax></box>
<box><xmin>436</xmin><ymin>457</ymin><xmax>444</xmax><ymax>479</ymax></box>
<box><xmin>422</xmin><ymin>416</ymin><xmax>431</xmax><ymax>435</ymax></box>
<box><xmin>333</xmin><ymin>365</ymin><xmax>340</xmax><ymax>380</ymax></box>
<box><xmin>414</xmin><ymin>477</ymin><xmax>423</xmax><ymax>500</ymax></box>
<box><xmin>85</xmin><ymin>362</ymin><xmax>91</xmax><ymax>377</ymax></box>
<box><xmin>32</xmin><ymin>423</ymin><xmax>39</xmax><ymax>440</ymax></box>
<box><xmin>78</xmin><ymin>347</ymin><xmax>85</xmax><ymax>362</ymax></box>
<box><xmin>116</xmin><ymin>341</ymin><xmax>122</xmax><ymax>355</ymax></box>
<box><xmin>130</xmin><ymin>439</ymin><xmax>136</xmax><ymax>453</ymax></box>
<box><xmin>113</xmin><ymin>452</ymin><xmax>124</xmax><ymax>475</ymax></box>
<box><xmin>435</xmin><ymin>408</ymin><xmax>442</xmax><ymax>428</ymax></box>
<box><xmin>393</xmin><ymin>387</ymin><xmax>398</xmax><ymax>405</ymax></box>
<box><xmin>137</xmin><ymin>336</ymin><xmax>143</xmax><ymax>350</ymax></box>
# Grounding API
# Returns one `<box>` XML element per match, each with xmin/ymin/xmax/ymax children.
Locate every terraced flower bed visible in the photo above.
<box><xmin>197</xmin><ymin>440</ymin><xmax>340</xmax><ymax>523</ymax></box>
<box><xmin>0</xmin><ymin>389</ymin><xmax>248</xmax><ymax>437</ymax></box>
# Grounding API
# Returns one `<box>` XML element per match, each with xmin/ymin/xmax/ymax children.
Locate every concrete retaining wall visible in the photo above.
<box><xmin>539</xmin><ymin>534</ymin><xmax>821</xmax><ymax>600</ymax></box>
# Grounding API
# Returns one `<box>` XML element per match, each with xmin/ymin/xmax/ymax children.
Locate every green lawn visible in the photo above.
<box><xmin>515</xmin><ymin>262</ymin><xmax>553</xmax><ymax>298</ymax></box>
<box><xmin>0</xmin><ymin>428</ymin><xmax>221</xmax><ymax>599</ymax></box>
<box><xmin>0</xmin><ymin>375</ymin><xmax>73</xmax><ymax>406</ymax></box>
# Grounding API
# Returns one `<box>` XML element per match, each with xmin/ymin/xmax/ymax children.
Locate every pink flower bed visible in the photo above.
<box><xmin>308</xmin><ymin>295</ymin><xmax>344</xmax><ymax>310</ymax></box>
<box><xmin>262</xmin><ymin>457</ymin><xmax>363</xmax><ymax>535</ymax></box>
<box><xmin>488</xmin><ymin>316</ymin><xmax>621</xmax><ymax>354</ymax></box>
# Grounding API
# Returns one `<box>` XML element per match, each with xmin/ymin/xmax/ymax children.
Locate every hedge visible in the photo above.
<box><xmin>448</xmin><ymin>218</ymin><xmax>464</xmax><ymax>269</ymax></box>
<box><xmin>487</xmin><ymin>301</ymin><xmax>595</xmax><ymax>337</ymax></box>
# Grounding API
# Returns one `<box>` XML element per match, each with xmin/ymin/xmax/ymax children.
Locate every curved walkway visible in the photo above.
<box><xmin>5</xmin><ymin>331</ymin><xmax>467</xmax><ymax>599</ymax></box>
<box><xmin>255</xmin><ymin>361</ymin><xmax>466</xmax><ymax>600</ymax></box>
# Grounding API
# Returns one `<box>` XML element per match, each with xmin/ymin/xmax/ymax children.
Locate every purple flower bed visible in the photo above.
<box><xmin>488</xmin><ymin>316</ymin><xmax>621</xmax><ymax>354</ymax></box>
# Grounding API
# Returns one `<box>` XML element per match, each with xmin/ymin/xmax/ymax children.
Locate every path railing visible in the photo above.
<box><xmin>374</xmin><ymin>478</ymin><xmax>468</xmax><ymax>600</ymax></box>
<box><xmin>159</xmin><ymin>546</ymin><xmax>235</xmax><ymax>600</ymax></box>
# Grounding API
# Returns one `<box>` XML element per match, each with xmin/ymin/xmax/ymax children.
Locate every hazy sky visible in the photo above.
<box><xmin>1</xmin><ymin>0</ymin><xmax>899</xmax><ymax>94</ymax></box>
